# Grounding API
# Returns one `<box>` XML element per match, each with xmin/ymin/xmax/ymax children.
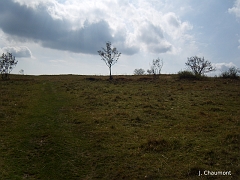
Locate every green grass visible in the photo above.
<box><xmin>0</xmin><ymin>74</ymin><xmax>239</xmax><ymax>179</ymax></box>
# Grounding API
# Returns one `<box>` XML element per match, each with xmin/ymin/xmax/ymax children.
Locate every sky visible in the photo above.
<box><xmin>0</xmin><ymin>0</ymin><xmax>240</xmax><ymax>76</ymax></box>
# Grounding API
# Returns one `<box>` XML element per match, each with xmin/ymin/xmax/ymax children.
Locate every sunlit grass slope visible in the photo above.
<box><xmin>0</xmin><ymin>75</ymin><xmax>239</xmax><ymax>179</ymax></box>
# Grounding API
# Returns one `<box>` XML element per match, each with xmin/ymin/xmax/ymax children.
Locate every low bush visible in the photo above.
<box><xmin>220</xmin><ymin>67</ymin><xmax>239</xmax><ymax>79</ymax></box>
<box><xmin>178</xmin><ymin>70</ymin><xmax>200</xmax><ymax>80</ymax></box>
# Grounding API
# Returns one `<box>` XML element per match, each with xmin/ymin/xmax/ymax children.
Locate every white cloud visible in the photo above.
<box><xmin>229</xmin><ymin>0</ymin><xmax>240</xmax><ymax>19</ymax></box>
<box><xmin>1</xmin><ymin>46</ymin><xmax>32</xmax><ymax>58</ymax></box>
<box><xmin>162</xmin><ymin>12</ymin><xmax>193</xmax><ymax>40</ymax></box>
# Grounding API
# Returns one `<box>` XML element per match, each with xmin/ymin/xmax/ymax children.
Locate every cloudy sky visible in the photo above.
<box><xmin>0</xmin><ymin>0</ymin><xmax>240</xmax><ymax>75</ymax></box>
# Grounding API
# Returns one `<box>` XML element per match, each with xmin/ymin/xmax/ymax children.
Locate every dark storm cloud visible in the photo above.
<box><xmin>42</xmin><ymin>20</ymin><xmax>114</xmax><ymax>54</ymax></box>
<box><xmin>0</xmin><ymin>0</ymin><xmax>67</xmax><ymax>41</ymax></box>
<box><xmin>0</xmin><ymin>0</ymin><xmax>135</xmax><ymax>55</ymax></box>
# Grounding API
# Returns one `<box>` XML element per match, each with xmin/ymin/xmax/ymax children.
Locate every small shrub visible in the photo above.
<box><xmin>133</xmin><ymin>68</ymin><xmax>145</xmax><ymax>75</ymax></box>
<box><xmin>178</xmin><ymin>71</ymin><xmax>200</xmax><ymax>80</ymax></box>
<box><xmin>220</xmin><ymin>67</ymin><xmax>240</xmax><ymax>79</ymax></box>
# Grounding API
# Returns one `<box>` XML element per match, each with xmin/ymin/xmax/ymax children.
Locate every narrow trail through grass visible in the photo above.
<box><xmin>16</xmin><ymin>82</ymin><xmax>70</xmax><ymax>178</ymax></box>
<box><xmin>1</xmin><ymin>81</ymin><xmax>82</xmax><ymax>179</ymax></box>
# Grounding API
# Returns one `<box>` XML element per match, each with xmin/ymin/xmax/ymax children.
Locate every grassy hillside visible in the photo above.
<box><xmin>0</xmin><ymin>75</ymin><xmax>239</xmax><ymax>179</ymax></box>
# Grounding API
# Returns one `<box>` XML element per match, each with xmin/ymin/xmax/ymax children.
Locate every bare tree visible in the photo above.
<box><xmin>185</xmin><ymin>56</ymin><xmax>215</xmax><ymax>76</ymax></box>
<box><xmin>147</xmin><ymin>58</ymin><xmax>163</xmax><ymax>78</ymax></box>
<box><xmin>0</xmin><ymin>52</ymin><xmax>18</xmax><ymax>80</ymax></box>
<box><xmin>134</xmin><ymin>68</ymin><xmax>145</xmax><ymax>75</ymax></box>
<box><xmin>98</xmin><ymin>41</ymin><xmax>121</xmax><ymax>80</ymax></box>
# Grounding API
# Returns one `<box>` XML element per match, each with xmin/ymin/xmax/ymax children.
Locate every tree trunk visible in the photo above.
<box><xmin>109</xmin><ymin>66</ymin><xmax>113</xmax><ymax>80</ymax></box>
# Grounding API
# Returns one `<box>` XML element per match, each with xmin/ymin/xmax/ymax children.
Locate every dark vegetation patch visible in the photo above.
<box><xmin>177</xmin><ymin>70</ymin><xmax>210</xmax><ymax>81</ymax></box>
<box><xmin>85</xmin><ymin>77</ymin><xmax>99</xmax><ymax>81</ymax></box>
